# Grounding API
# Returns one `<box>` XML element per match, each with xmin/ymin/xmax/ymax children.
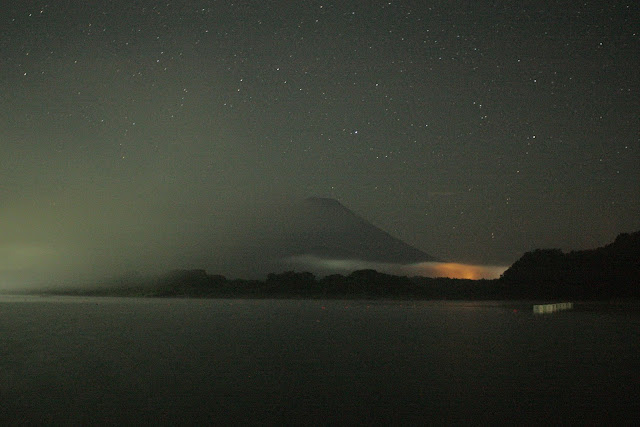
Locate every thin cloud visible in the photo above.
<box><xmin>284</xmin><ymin>255</ymin><xmax>508</xmax><ymax>280</ymax></box>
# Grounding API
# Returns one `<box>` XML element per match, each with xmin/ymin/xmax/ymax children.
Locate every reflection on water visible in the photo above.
<box><xmin>0</xmin><ymin>297</ymin><xmax>638</xmax><ymax>424</ymax></box>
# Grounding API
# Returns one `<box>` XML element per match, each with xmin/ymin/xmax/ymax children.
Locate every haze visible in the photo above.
<box><xmin>2</xmin><ymin>1</ymin><xmax>638</xmax><ymax>289</ymax></box>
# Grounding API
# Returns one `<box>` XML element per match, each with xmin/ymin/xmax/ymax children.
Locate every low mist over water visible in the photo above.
<box><xmin>1</xmin><ymin>297</ymin><xmax>638</xmax><ymax>424</ymax></box>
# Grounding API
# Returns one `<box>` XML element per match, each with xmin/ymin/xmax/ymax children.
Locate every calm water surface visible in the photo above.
<box><xmin>1</xmin><ymin>297</ymin><xmax>638</xmax><ymax>425</ymax></box>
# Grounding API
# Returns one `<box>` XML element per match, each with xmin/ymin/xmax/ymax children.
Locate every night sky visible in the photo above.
<box><xmin>2</xmin><ymin>1</ymin><xmax>639</xmax><ymax>286</ymax></box>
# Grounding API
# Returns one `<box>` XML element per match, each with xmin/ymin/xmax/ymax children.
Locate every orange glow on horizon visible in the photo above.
<box><xmin>405</xmin><ymin>262</ymin><xmax>508</xmax><ymax>280</ymax></box>
<box><xmin>285</xmin><ymin>255</ymin><xmax>508</xmax><ymax>280</ymax></box>
<box><xmin>430</xmin><ymin>262</ymin><xmax>485</xmax><ymax>280</ymax></box>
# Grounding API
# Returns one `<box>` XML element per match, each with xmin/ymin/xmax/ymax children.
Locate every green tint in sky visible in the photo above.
<box><xmin>1</xmin><ymin>1</ymin><xmax>639</xmax><ymax>286</ymax></box>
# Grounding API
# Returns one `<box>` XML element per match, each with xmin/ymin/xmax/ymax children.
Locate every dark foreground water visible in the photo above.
<box><xmin>1</xmin><ymin>297</ymin><xmax>638</xmax><ymax>425</ymax></box>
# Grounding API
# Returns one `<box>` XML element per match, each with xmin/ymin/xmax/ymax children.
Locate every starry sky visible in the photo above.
<box><xmin>1</xmin><ymin>1</ymin><xmax>639</xmax><ymax>285</ymax></box>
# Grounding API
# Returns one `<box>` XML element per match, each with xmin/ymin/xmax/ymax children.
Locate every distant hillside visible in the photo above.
<box><xmin>281</xmin><ymin>197</ymin><xmax>438</xmax><ymax>264</ymax></box>
<box><xmin>500</xmin><ymin>231</ymin><xmax>640</xmax><ymax>298</ymax></box>
<box><xmin>45</xmin><ymin>268</ymin><xmax>495</xmax><ymax>300</ymax></box>
<box><xmin>241</xmin><ymin>197</ymin><xmax>438</xmax><ymax>275</ymax></box>
<box><xmin>36</xmin><ymin>229</ymin><xmax>639</xmax><ymax>301</ymax></box>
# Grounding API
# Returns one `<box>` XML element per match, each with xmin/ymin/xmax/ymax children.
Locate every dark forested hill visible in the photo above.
<box><xmin>499</xmin><ymin>232</ymin><xmax>640</xmax><ymax>298</ymax></box>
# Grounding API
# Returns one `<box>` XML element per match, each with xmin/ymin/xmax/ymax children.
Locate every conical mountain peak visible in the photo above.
<box><xmin>280</xmin><ymin>197</ymin><xmax>438</xmax><ymax>264</ymax></box>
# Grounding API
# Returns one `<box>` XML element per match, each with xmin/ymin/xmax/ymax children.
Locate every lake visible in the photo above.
<box><xmin>1</xmin><ymin>296</ymin><xmax>638</xmax><ymax>425</ymax></box>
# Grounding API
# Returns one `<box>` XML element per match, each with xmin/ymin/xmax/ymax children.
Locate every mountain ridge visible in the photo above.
<box><xmin>278</xmin><ymin>197</ymin><xmax>439</xmax><ymax>265</ymax></box>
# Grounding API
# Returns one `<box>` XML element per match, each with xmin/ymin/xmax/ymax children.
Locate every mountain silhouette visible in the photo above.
<box><xmin>172</xmin><ymin>197</ymin><xmax>438</xmax><ymax>278</ymax></box>
<box><xmin>264</xmin><ymin>197</ymin><xmax>439</xmax><ymax>265</ymax></box>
